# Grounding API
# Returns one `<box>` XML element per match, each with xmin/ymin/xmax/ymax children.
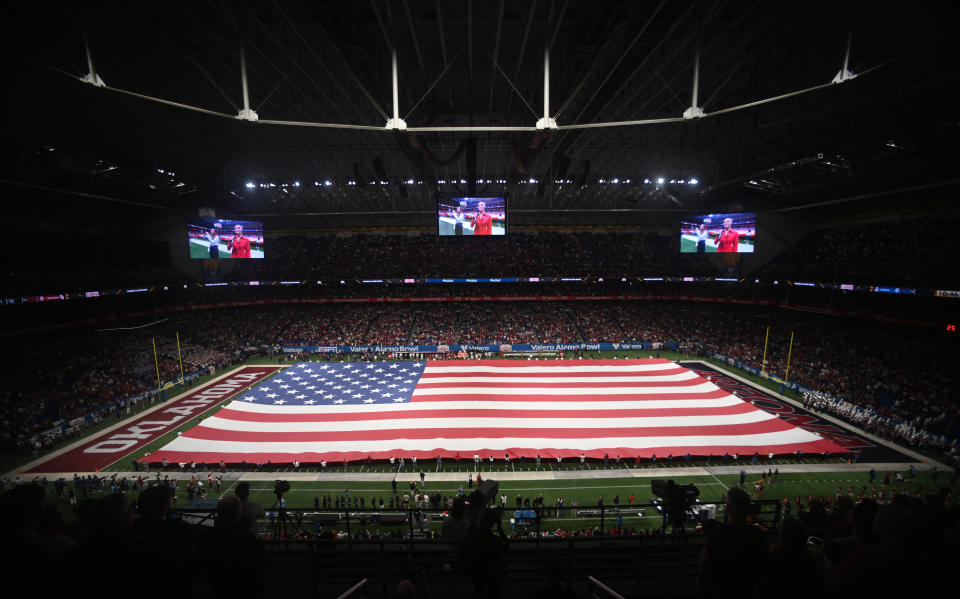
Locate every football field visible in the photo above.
<box><xmin>16</xmin><ymin>353</ymin><xmax>953</xmax><ymax>533</ymax></box>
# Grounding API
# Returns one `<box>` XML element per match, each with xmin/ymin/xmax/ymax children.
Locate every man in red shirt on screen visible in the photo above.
<box><xmin>472</xmin><ymin>201</ymin><xmax>493</xmax><ymax>235</ymax></box>
<box><xmin>714</xmin><ymin>217</ymin><xmax>739</xmax><ymax>252</ymax></box>
<box><xmin>228</xmin><ymin>223</ymin><xmax>252</xmax><ymax>258</ymax></box>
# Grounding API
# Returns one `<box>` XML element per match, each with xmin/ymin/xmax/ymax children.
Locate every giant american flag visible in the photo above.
<box><xmin>144</xmin><ymin>359</ymin><xmax>847</xmax><ymax>464</ymax></box>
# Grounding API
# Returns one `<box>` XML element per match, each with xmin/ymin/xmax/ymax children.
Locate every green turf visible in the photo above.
<box><xmin>189</xmin><ymin>240</ymin><xmax>217</xmax><ymax>259</ymax></box>
<box><xmin>680</xmin><ymin>237</ymin><xmax>715</xmax><ymax>253</ymax></box>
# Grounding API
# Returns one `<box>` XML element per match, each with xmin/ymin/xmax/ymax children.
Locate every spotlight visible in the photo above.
<box><xmin>245</xmin><ymin>182</ymin><xmax>255</xmax><ymax>188</ymax></box>
<box><xmin>293</xmin><ymin>181</ymin><xmax>300</xmax><ymax>187</ymax></box>
<box><xmin>612</xmin><ymin>178</ymin><xmax>619</xmax><ymax>184</ymax></box>
<box><xmin>324</xmin><ymin>180</ymin><xmax>332</xmax><ymax>186</ymax></box>
<box><xmin>690</xmin><ymin>178</ymin><xmax>698</xmax><ymax>185</ymax></box>
<box><xmin>656</xmin><ymin>177</ymin><xmax>664</xmax><ymax>185</ymax></box>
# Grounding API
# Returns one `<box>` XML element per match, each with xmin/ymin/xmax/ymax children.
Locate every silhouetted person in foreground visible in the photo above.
<box><xmin>698</xmin><ymin>487</ymin><xmax>768</xmax><ymax>599</ymax></box>
<box><xmin>763</xmin><ymin>518</ymin><xmax>822</xmax><ymax>598</ymax></box>
<box><xmin>461</xmin><ymin>507</ymin><xmax>509</xmax><ymax>599</ymax></box>
<box><xmin>206</xmin><ymin>495</ymin><xmax>266</xmax><ymax>599</ymax></box>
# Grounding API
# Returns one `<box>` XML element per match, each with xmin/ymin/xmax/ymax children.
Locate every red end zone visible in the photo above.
<box><xmin>25</xmin><ymin>366</ymin><xmax>282</xmax><ymax>474</ymax></box>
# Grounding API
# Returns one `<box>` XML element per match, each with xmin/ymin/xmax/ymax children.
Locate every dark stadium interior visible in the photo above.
<box><xmin>2</xmin><ymin>2</ymin><xmax>959</xmax><ymax>598</ymax></box>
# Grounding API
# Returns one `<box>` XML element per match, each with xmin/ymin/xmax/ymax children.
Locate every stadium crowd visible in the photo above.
<box><xmin>1</xmin><ymin>301</ymin><xmax>957</xmax><ymax>467</ymax></box>
<box><xmin>5</xmin><ymin>220</ymin><xmax>957</xmax><ymax>299</ymax></box>
<box><xmin>756</xmin><ymin>217</ymin><xmax>959</xmax><ymax>287</ymax></box>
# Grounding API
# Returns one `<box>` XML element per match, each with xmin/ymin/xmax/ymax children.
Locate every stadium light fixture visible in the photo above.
<box><xmin>324</xmin><ymin>180</ymin><xmax>333</xmax><ymax>186</ymax></box>
<box><xmin>612</xmin><ymin>178</ymin><xmax>619</xmax><ymax>184</ymax></box>
<box><xmin>406</xmin><ymin>179</ymin><xmax>414</xmax><ymax>184</ymax></box>
<box><xmin>656</xmin><ymin>177</ymin><xmax>665</xmax><ymax>185</ymax></box>
<box><xmin>245</xmin><ymin>182</ymin><xmax>255</xmax><ymax>188</ymax></box>
<box><xmin>690</xmin><ymin>178</ymin><xmax>698</xmax><ymax>185</ymax></box>
<box><xmin>157</xmin><ymin>168</ymin><xmax>164</xmax><ymax>173</ymax></box>
<box><xmin>293</xmin><ymin>181</ymin><xmax>300</xmax><ymax>187</ymax></box>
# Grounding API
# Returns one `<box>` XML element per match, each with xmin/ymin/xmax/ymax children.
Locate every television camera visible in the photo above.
<box><xmin>651</xmin><ymin>479</ymin><xmax>700</xmax><ymax>532</ymax></box>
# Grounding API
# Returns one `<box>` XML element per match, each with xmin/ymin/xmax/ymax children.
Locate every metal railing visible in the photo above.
<box><xmin>172</xmin><ymin>498</ymin><xmax>782</xmax><ymax>543</ymax></box>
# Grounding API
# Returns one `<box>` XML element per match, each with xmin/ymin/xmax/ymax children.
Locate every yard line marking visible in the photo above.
<box><xmin>708</xmin><ymin>472</ymin><xmax>729</xmax><ymax>491</ymax></box>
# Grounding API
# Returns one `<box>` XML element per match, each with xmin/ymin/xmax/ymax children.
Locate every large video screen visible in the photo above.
<box><xmin>680</xmin><ymin>212</ymin><xmax>755</xmax><ymax>253</ymax></box>
<box><xmin>188</xmin><ymin>219</ymin><xmax>264</xmax><ymax>259</ymax></box>
<box><xmin>437</xmin><ymin>197</ymin><xmax>506</xmax><ymax>236</ymax></box>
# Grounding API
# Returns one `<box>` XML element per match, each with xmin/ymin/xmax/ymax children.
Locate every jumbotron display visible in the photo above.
<box><xmin>680</xmin><ymin>212</ymin><xmax>756</xmax><ymax>253</ymax></box>
<box><xmin>437</xmin><ymin>197</ymin><xmax>506</xmax><ymax>236</ymax></box>
<box><xmin>188</xmin><ymin>219</ymin><xmax>265</xmax><ymax>259</ymax></box>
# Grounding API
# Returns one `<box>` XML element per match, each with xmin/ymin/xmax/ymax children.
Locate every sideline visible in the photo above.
<box><xmin>684</xmin><ymin>359</ymin><xmax>951</xmax><ymax>472</ymax></box>
<box><xmin>43</xmin><ymin>460</ymin><xmax>934</xmax><ymax>485</ymax></box>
